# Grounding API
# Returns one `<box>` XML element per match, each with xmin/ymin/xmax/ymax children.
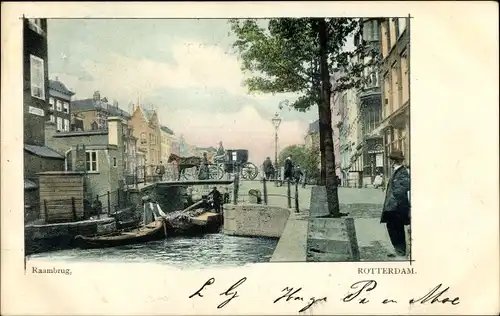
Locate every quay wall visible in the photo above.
<box><xmin>25</xmin><ymin>217</ymin><xmax>116</xmax><ymax>255</ymax></box>
<box><xmin>223</xmin><ymin>204</ymin><xmax>290</xmax><ymax>238</ymax></box>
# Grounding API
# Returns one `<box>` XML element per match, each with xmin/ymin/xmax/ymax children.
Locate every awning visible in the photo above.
<box><xmin>24</xmin><ymin>179</ymin><xmax>38</xmax><ymax>190</ymax></box>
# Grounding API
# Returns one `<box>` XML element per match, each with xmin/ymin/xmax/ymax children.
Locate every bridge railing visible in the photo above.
<box><xmin>228</xmin><ymin>175</ymin><xmax>301</xmax><ymax>213</ymax></box>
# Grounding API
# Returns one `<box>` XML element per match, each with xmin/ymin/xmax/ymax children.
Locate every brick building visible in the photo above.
<box><xmin>23</xmin><ymin>18</ymin><xmax>65</xmax><ymax>221</ymax></box>
<box><xmin>71</xmin><ymin>91</ymin><xmax>130</xmax><ymax>131</ymax></box>
<box><xmin>376</xmin><ymin>17</ymin><xmax>411</xmax><ymax>175</ymax></box>
<box><xmin>48</xmin><ymin>78</ymin><xmax>75</xmax><ymax>132</ymax></box>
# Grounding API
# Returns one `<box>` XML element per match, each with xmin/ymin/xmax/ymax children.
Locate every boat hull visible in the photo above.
<box><xmin>74</xmin><ymin>220</ymin><xmax>167</xmax><ymax>249</ymax></box>
<box><xmin>165</xmin><ymin>212</ymin><xmax>222</xmax><ymax>237</ymax></box>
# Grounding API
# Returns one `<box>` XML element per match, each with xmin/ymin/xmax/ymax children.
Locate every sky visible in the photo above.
<box><xmin>47</xmin><ymin>19</ymin><xmax>342</xmax><ymax>162</ymax></box>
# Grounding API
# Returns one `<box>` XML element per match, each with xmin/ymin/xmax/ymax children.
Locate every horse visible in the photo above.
<box><xmin>167</xmin><ymin>153</ymin><xmax>204</xmax><ymax>181</ymax></box>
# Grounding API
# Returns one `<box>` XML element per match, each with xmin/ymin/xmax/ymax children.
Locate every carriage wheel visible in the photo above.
<box><xmin>208</xmin><ymin>165</ymin><xmax>224</xmax><ymax>180</ymax></box>
<box><xmin>241</xmin><ymin>162</ymin><xmax>258</xmax><ymax>180</ymax></box>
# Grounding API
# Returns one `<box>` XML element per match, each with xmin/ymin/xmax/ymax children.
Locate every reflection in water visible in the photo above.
<box><xmin>28</xmin><ymin>233</ymin><xmax>278</xmax><ymax>269</ymax></box>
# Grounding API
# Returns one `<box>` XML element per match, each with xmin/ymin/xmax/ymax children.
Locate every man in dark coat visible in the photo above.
<box><xmin>263</xmin><ymin>157</ymin><xmax>274</xmax><ymax>180</ymax></box>
<box><xmin>210</xmin><ymin>186</ymin><xmax>223</xmax><ymax>213</ymax></box>
<box><xmin>293</xmin><ymin>165</ymin><xmax>304</xmax><ymax>184</ymax></box>
<box><xmin>380</xmin><ymin>150</ymin><xmax>411</xmax><ymax>258</ymax></box>
<box><xmin>284</xmin><ymin>156</ymin><xmax>293</xmax><ymax>182</ymax></box>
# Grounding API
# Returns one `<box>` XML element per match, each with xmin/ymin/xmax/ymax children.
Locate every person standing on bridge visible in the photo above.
<box><xmin>263</xmin><ymin>156</ymin><xmax>274</xmax><ymax>180</ymax></box>
<box><xmin>380</xmin><ymin>150</ymin><xmax>411</xmax><ymax>258</ymax></box>
<box><xmin>284</xmin><ymin>156</ymin><xmax>294</xmax><ymax>182</ymax></box>
<box><xmin>293</xmin><ymin>165</ymin><xmax>303</xmax><ymax>184</ymax></box>
<box><xmin>156</xmin><ymin>161</ymin><xmax>166</xmax><ymax>181</ymax></box>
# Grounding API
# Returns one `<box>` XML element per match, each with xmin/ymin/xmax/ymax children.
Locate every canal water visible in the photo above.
<box><xmin>27</xmin><ymin>233</ymin><xmax>278</xmax><ymax>269</ymax></box>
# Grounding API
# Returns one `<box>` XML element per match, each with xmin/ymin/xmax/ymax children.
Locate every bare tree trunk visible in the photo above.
<box><xmin>317</xmin><ymin>18</ymin><xmax>341</xmax><ymax>217</ymax></box>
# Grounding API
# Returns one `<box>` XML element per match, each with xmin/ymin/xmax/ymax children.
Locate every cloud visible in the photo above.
<box><xmin>55</xmin><ymin>40</ymin><xmax>247</xmax><ymax>103</ymax></box>
<box><xmin>161</xmin><ymin>105</ymin><xmax>307</xmax><ymax>163</ymax></box>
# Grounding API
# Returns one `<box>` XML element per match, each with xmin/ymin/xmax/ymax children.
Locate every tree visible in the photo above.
<box><xmin>278</xmin><ymin>144</ymin><xmax>320</xmax><ymax>181</ymax></box>
<box><xmin>230</xmin><ymin>18</ymin><xmax>375</xmax><ymax>217</ymax></box>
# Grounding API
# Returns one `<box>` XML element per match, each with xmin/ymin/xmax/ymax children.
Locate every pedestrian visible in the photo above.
<box><xmin>156</xmin><ymin>161</ymin><xmax>166</xmax><ymax>181</ymax></box>
<box><xmin>302</xmin><ymin>170</ymin><xmax>308</xmax><ymax>188</ymax></box>
<box><xmin>198</xmin><ymin>152</ymin><xmax>210</xmax><ymax>180</ymax></box>
<box><xmin>373</xmin><ymin>173</ymin><xmax>383</xmax><ymax>189</ymax></box>
<box><xmin>293</xmin><ymin>165</ymin><xmax>304</xmax><ymax>184</ymax></box>
<box><xmin>284</xmin><ymin>156</ymin><xmax>293</xmax><ymax>182</ymax></box>
<box><xmin>380</xmin><ymin>150</ymin><xmax>411</xmax><ymax>258</ymax></box>
<box><xmin>263</xmin><ymin>156</ymin><xmax>274</xmax><ymax>180</ymax></box>
<box><xmin>210</xmin><ymin>186</ymin><xmax>222</xmax><ymax>213</ymax></box>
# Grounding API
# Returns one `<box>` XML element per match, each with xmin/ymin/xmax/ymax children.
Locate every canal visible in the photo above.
<box><xmin>27</xmin><ymin>233</ymin><xmax>279</xmax><ymax>268</ymax></box>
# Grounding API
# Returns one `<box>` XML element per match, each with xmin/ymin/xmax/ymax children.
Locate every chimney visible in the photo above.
<box><xmin>44</xmin><ymin>121</ymin><xmax>57</xmax><ymax>147</ymax></box>
<box><xmin>113</xmin><ymin>100</ymin><xmax>118</xmax><ymax>108</ymax></box>
<box><xmin>107</xmin><ymin>116</ymin><xmax>123</xmax><ymax>147</ymax></box>
<box><xmin>93</xmin><ymin>91</ymin><xmax>100</xmax><ymax>101</ymax></box>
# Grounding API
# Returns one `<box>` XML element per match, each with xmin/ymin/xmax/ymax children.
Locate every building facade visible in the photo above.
<box><xmin>122</xmin><ymin>124</ymin><xmax>138</xmax><ymax>177</ymax></box>
<box><xmin>304</xmin><ymin>120</ymin><xmax>320</xmax><ymax>151</ymax></box>
<box><xmin>45</xmin><ymin>117</ymin><xmax>126</xmax><ymax>204</ymax></box>
<box><xmin>339</xmin><ymin>88</ymin><xmax>363</xmax><ymax>187</ymax></box>
<box><xmin>24</xmin><ymin>18</ymin><xmax>49</xmax><ymax>146</ymax></box>
<box><xmin>129</xmin><ymin>105</ymin><xmax>161</xmax><ymax>172</ymax></box>
<box><xmin>355</xmin><ymin>18</ymin><xmax>385</xmax><ymax>185</ymax></box>
<box><xmin>160</xmin><ymin>125</ymin><xmax>175</xmax><ymax>163</ymax></box>
<box><xmin>71</xmin><ymin>91</ymin><xmax>131</xmax><ymax>131</ymax></box>
<box><xmin>23</xmin><ymin>18</ymin><xmax>66</xmax><ymax>221</ymax></box>
<box><xmin>331</xmin><ymin>72</ymin><xmax>344</xmax><ymax>183</ymax></box>
<box><xmin>377</xmin><ymin>17</ymin><xmax>411</xmax><ymax>175</ymax></box>
<box><xmin>48</xmin><ymin>78</ymin><xmax>75</xmax><ymax>132</ymax></box>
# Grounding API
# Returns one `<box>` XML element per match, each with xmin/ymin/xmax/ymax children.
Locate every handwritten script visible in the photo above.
<box><xmin>188</xmin><ymin>278</ymin><xmax>460</xmax><ymax>312</ymax></box>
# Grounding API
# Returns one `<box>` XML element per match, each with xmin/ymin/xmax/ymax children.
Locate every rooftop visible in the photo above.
<box><xmin>160</xmin><ymin>125</ymin><xmax>175</xmax><ymax>135</ymax></box>
<box><xmin>24</xmin><ymin>144</ymin><xmax>64</xmax><ymax>159</ymax></box>
<box><xmin>72</xmin><ymin>98</ymin><xmax>131</xmax><ymax>118</ymax></box>
<box><xmin>49</xmin><ymin>79</ymin><xmax>75</xmax><ymax>96</ymax></box>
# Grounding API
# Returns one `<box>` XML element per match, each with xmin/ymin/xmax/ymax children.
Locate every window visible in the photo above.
<box><xmin>391</xmin><ymin>62</ymin><xmax>400</xmax><ymax>112</ymax></box>
<box><xmin>27</xmin><ymin>19</ymin><xmax>45</xmax><ymax>35</ymax></box>
<box><xmin>64</xmin><ymin>119</ymin><xmax>70</xmax><ymax>131</ymax></box>
<box><xmin>398</xmin><ymin>18</ymin><xmax>407</xmax><ymax>37</ymax></box>
<box><xmin>49</xmin><ymin>115</ymin><xmax>55</xmax><ymax>123</ymax></box>
<box><xmin>389</xmin><ymin>19</ymin><xmax>397</xmax><ymax>49</ymax></box>
<box><xmin>381</xmin><ymin>20</ymin><xmax>391</xmax><ymax>58</ymax></box>
<box><xmin>372</xmin><ymin>20</ymin><xmax>379</xmax><ymax>41</ymax></box>
<box><xmin>141</xmin><ymin>132</ymin><xmax>147</xmax><ymax>144</ymax></box>
<box><xmin>383</xmin><ymin>73</ymin><xmax>391</xmax><ymax>118</ymax></box>
<box><xmin>56</xmin><ymin>117</ymin><xmax>62</xmax><ymax>131</ymax></box>
<box><xmin>56</xmin><ymin>100</ymin><xmax>62</xmax><ymax>112</ymax></box>
<box><xmin>91</xmin><ymin>121</ymin><xmax>98</xmax><ymax>130</ymax></box>
<box><xmin>49</xmin><ymin>97</ymin><xmax>55</xmax><ymax>109</ymax></box>
<box><xmin>63</xmin><ymin>102</ymin><xmax>69</xmax><ymax>113</ymax></box>
<box><xmin>113</xmin><ymin>157</ymin><xmax>117</xmax><ymax>168</ymax></box>
<box><xmin>30</xmin><ymin>55</ymin><xmax>45</xmax><ymax>100</ymax></box>
<box><xmin>86</xmin><ymin>151</ymin><xmax>98</xmax><ymax>172</ymax></box>
<box><xmin>401</xmin><ymin>51</ymin><xmax>409</xmax><ymax>104</ymax></box>
<box><xmin>65</xmin><ymin>150</ymin><xmax>73</xmax><ymax>171</ymax></box>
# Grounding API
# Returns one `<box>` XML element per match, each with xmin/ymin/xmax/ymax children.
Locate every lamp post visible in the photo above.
<box><xmin>271</xmin><ymin>112</ymin><xmax>282</xmax><ymax>184</ymax></box>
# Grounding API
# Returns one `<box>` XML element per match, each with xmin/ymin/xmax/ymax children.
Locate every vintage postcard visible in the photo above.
<box><xmin>1</xmin><ymin>1</ymin><xmax>499</xmax><ymax>315</ymax></box>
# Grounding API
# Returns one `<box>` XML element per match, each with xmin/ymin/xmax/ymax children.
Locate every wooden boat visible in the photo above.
<box><xmin>73</xmin><ymin>219</ymin><xmax>167</xmax><ymax>249</ymax></box>
<box><xmin>116</xmin><ymin>218</ymin><xmax>140</xmax><ymax>230</ymax></box>
<box><xmin>165</xmin><ymin>207</ymin><xmax>223</xmax><ymax>237</ymax></box>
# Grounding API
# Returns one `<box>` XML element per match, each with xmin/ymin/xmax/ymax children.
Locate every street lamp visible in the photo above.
<box><xmin>271</xmin><ymin>112</ymin><xmax>282</xmax><ymax>184</ymax></box>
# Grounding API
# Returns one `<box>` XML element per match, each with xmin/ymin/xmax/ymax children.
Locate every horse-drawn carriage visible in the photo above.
<box><xmin>168</xmin><ymin>149</ymin><xmax>259</xmax><ymax>181</ymax></box>
<box><xmin>214</xmin><ymin>149</ymin><xmax>259</xmax><ymax>180</ymax></box>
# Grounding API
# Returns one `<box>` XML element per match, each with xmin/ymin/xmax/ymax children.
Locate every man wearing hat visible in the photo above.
<box><xmin>380</xmin><ymin>150</ymin><xmax>411</xmax><ymax>258</ymax></box>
